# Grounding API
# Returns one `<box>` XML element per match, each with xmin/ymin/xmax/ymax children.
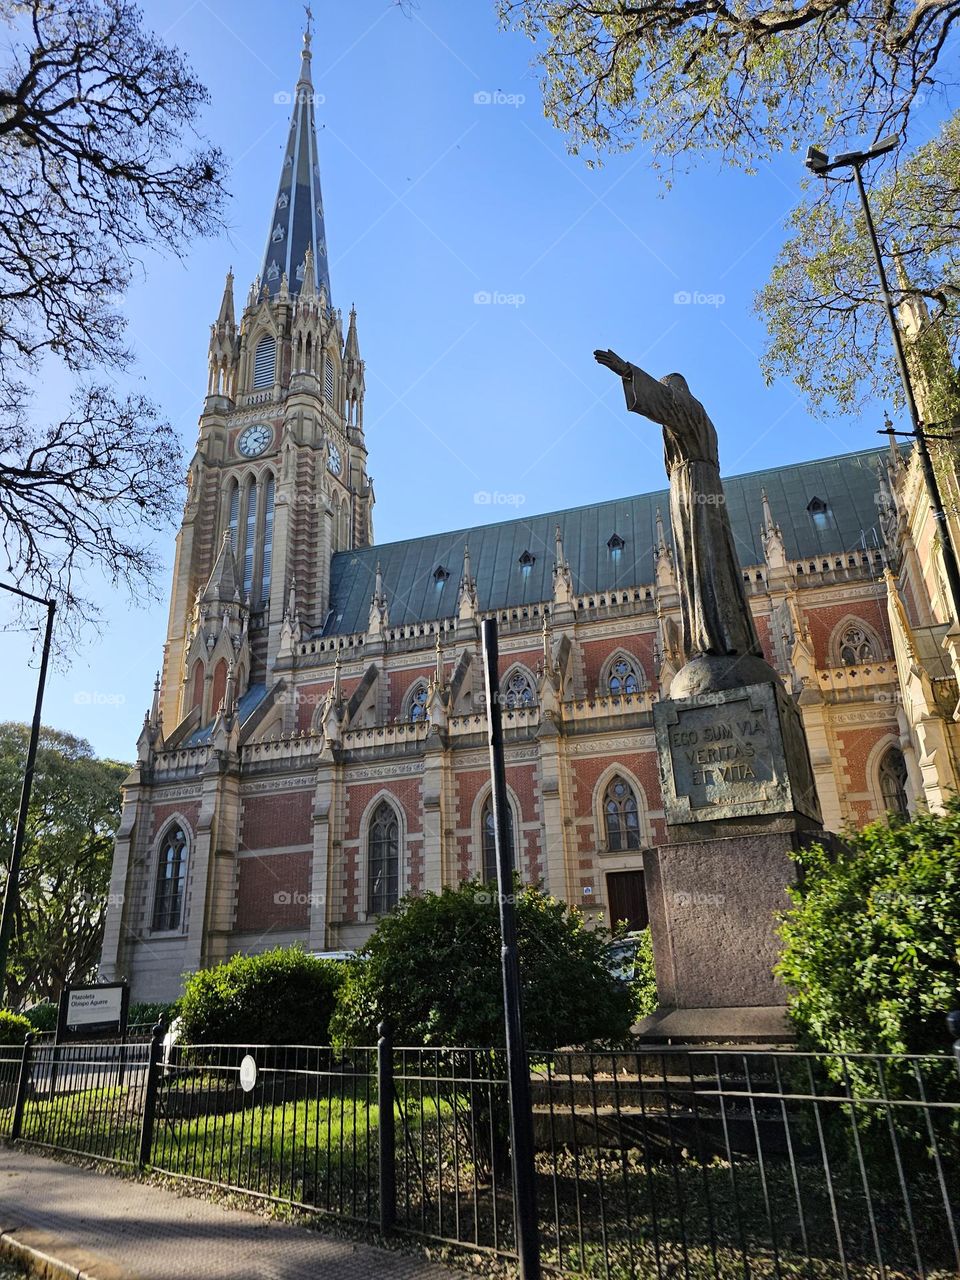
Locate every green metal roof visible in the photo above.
<box><xmin>324</xmin><ymin>447</ymin><xmax>890</xmax><ymax>635</ymax></box>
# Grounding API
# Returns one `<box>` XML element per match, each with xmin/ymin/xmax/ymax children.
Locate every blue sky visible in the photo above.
<box><xmin>1</xmin><ymin>0</ymin><xmax>904</xmax><ymax>759</ymax></box>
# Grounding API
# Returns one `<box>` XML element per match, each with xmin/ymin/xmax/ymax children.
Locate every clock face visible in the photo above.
<box><xmin>327</xmin><ymin>441</ymin><xmax>342</xmax><ymax>475</ymax></box>
<box><xmin>237</xmin><ymin>424</ymin><xmax>272</xmax><ymax>458</ymax></box>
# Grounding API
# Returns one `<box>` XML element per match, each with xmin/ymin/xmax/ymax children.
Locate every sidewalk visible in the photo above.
<box><xmin>0</xmin><ymin>1147</ymin><xmax>477</xmax><ymax>1280</ymax></box>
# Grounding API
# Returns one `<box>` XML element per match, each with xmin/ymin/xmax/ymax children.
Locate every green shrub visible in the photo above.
<box><xmin>331</xmin><ymin>879</ymin><xmax>635</xmax><ymax>1048</ymax></box>
<box><xmin>178</xmin><ymin>946</ymin><xmax>346</xmax><ymax>1045</ymax></box>
<box><xmin>778</xmin><ymin>803</ymin><xmax>960</xmax><ymax>1059</ymax></box>
<box><xmin>629</xmin><ymin>927</ymin><xmax>659</xmax><ymax>1021</ymax></box>
<box><xmin>129</xmin><ymin>1000</ymin><xmax>179</xmax><ymax>1029</ymax></box>
<box><xmin>0</xmin><ymin>1009</ymin><xmax>33</xmax><ymax>1045</ymax></box>
<box><xmin>23</xmin><ymin>1001</ymin><xmax>57</xmax><ymax>1032</ymax></box>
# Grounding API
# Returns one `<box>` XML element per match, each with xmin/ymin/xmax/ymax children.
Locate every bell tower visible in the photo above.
<box><xmin>159</xmin><ymin>23</ymin><xmax>373</xmax><ymax>733</ymax></box>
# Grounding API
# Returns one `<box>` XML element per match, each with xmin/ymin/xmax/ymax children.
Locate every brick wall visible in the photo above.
<box><xmin>235</xmin><ymin>850</ymin><xmax>311</xmax><ymax>932</ymax></box>
<box><xmin>240</xmin><ymin>790</ymin><xmax>312</xmax><ymax>851</ymax></box>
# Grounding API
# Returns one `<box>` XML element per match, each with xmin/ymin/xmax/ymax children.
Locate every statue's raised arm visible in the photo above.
<box><xmin>594</xmin><ymin>350</ymin><xmax>705</xmax><ymax>441</ymax></box>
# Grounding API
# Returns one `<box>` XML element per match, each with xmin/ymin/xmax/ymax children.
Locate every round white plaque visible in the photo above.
<box><xmin>239</xmin><ymin>1054</ymin><xmax>258</xmax><ymax>1093</ymax></box>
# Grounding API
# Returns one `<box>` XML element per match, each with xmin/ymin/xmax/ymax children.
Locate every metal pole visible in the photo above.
<box><xmin>851</xmin><ymin>163</ymin><xmax>960</xmax><ymax>620</ymax></box>
<box><xmin>481</xmin><ymin>617</ymin><xmax>541</xmax><ymax>1280</ymax></box>
<box><xmin>0</xmin><ymin>595</ymin><xmax>55</xmax><ymax>994</ymax></box>
<box><xmin>377</xmin><ymin>1021</ymin><xmax>397</xmax><ymax>1235</ymax></box>
<box><xmin>138</xmin><ymin>1022</ymin><xmax>164</xmax><ymax>1168</ymax></box>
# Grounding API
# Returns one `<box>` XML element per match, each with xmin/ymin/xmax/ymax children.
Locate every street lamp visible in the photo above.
<box><xmin>805</xmin><ymin>135</ymin><xmax>960</xmax><ymax>622</ymax></box>
<box><xmin>0</xmin><ymin>584</ymin><xmax>56</xmax><ymax>994</ymax></box>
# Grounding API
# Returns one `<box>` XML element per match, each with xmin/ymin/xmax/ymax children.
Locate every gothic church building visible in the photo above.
<box><xmin>101</xmin><ymin>33</ymin><xmax>960</xmax><ymax>999</ymax></box>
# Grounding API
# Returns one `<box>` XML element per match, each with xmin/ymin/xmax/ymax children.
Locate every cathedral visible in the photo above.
<box><xmin>100</xmin><ymin>31</ymin><xmax>960</xmax><ymax>1000</ymax></box>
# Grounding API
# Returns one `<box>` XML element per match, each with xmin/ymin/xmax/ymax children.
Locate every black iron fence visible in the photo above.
<box><xmin>1</xmin><ymin>1030</ymin><xmax>957</xmax><ymax>1278</ymax></box>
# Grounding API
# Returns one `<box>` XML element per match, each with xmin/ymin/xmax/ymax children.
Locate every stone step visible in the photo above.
<box><xmin>529</xmin><ymin>1073</ymin><xmax>779</xmax><ymax>1111</ymax></box>
<box><xmin>532</xmin><ymin>1103</ymin><xmax>796</xmax><ymax>1159</ymax></box>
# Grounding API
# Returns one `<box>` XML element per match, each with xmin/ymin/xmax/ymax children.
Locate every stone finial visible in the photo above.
<box><xmin>654</xmin><ymin>508</ymin><xmax>676</xmax><ymax>592</ymax></box>
<box><xmin>553</xmin><ymin>525</ymin><xmax>573</xmax><ymax>606</ymax></box>
<box><xmin>458</xmin><ymin>544</ymin><xmax>478</xmax><ymax>621</ymax></box>
<box><xmin>760</xmin><ymin>488</ymin><xmax>787</xmax><ymax>570</ymax></box>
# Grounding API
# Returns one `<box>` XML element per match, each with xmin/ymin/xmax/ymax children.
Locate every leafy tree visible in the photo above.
<box><xmin>498</xmin><ymin>0</ymin><xmax>955</xmax><ymax>169</ymax></box>
<box><xmin>499</xmin><ymin>2</ymin><xmax>960</xmax><ymax>417</ymax></box>
<box><xmin>777</xmin><ymin>803</ymin><xmax>960</xmax><ymax>1060</ymax></box>
<box><xmin>0</xmin><ymin>0</ymin><xmax>226</xmax><ymax>636</ymax></box>
<box><xmin>758</xmin><ymin>114</ymin><xmax>960</xmax><ymax>416</ymax></box>
<box><xmin>331</xmin><ymin>879</ymin><xmax>637</xmax><ymax>1048</ymax></box>
<box><xmin>177</xmin><ymin>947</ymin><xmax>346</xmax><ymax>1046</ymax></box>
<box><xmin>0</xmin><ymin>722</ymin><xmax>127</xmax><ymax>1008</ymax></box>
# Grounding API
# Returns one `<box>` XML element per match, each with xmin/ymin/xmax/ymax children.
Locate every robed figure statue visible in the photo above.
<box><xmin>596</xmin><ymin>349</ymin><xmax>772</xmax><ymax>691</ymax></box>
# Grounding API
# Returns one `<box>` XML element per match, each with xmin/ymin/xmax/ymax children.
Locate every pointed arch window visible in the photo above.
<box><xmin>152</xmin><ymin>826</ymin><xmax>187</xmax><ymax>932</ymax></box>
<box><xmin>260</xmin><ymin>474</ymin><xmax>275</xmax><ymax>604</ymax></box>
<box><xmin>604</xmin><ymin>776</ymin><xmax>642</xmax><ymax>852</ymax></box>
<box><xmin>408</xmin><ymin>682</ymin><xmax>429</xmax><ymax>722</ymax></box>
<box><xmin>368</xmin><ymin>801</ymin><xmax>399</xmax><ymax>915</ymax></box>
<box><xmin>879</xmin><ymin>746</ymin><xmax>909</xmax><ymax>817</ymax></box>
<box><xmin>503</xmin><ymin>668</ymin><xmax>535</xmax><ymax>709</ymax></box>
<box><xmin>838</xmin><ymin>624</ymin><xmax>876</xmax><ymax>666</ymax></box>
<box><xmin>210</xmin><ymin>659</ymin><xmax>228</xmax><ymax>715</ymax></box>
<box><xmin>481</xmin><ymin>794</ymin><xmax>514</xmax><ymax>883</ymax></box>
<box><xmin>253</xmin><ymin>336</ymin><xmax>276</xmax><ymax>389</ymax></box>
<box><xmin>190</xmin><ymin>661</ymin><xmax>204</xmax><ymax>714</ymax></box>
<box><xmin>242</xmin><ymin>480</ymin><xmax>257</xmax><ymax>599</ymax></box>
<box><xmin>227</xmin><ymin>482</ymin><xmax>240</xmax><ymax>552</ymax></box>
<box><xmin>324</xmin><ymin>357</ymin><xmax>335</xmax><ymax>401</ymax></box>
<box><xmin>607</xmin><ymin>655</ymin><xmax>643</xmax><ymax>696</ymax></box>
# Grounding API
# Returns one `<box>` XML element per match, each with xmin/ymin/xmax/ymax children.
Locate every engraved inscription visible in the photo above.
<box><xmin>669</xmin><ymin>704</ymin><xmax>774</xmax><ymax>809</ymax></box>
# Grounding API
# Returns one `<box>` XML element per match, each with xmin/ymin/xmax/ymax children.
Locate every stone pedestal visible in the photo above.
<box><xmin>646</xmin><ymin>674</ymin><xmax>823</xmax><ymax>1032</ymax></box>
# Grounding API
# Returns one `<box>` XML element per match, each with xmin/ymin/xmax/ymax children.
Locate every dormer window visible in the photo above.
<box><xmin>608</xmin><ymin>532</ymin><xmax>625</xmax><ymax>561</ymax></box>
<box><xmin>271</xmin><ymin>222</ymin><xmax>285</xmax><ymax>243</ymax></box>
<box><xmin>518</xmin><ymin>550</ymin><xmax>536</xmax><ymax>577</ymax></box>
<box><xmin>807</xmin><ymin>496</ymin><xmax>831</xmax><ymax>530</ymax></box>
<box><xmin>433</xmin><ymin>566</ymin><xmax>450</xmax><ymax>587</ymax></box>
<box><xmin>277</xmin><ymin>192</ymin><xmax>289</xmax><ymax>210</ymax></box>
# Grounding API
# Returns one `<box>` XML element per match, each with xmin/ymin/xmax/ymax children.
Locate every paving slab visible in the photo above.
<box><xmin>0</xmin><ymin>1147</ymin><xmax>479</xmax><ymax>1280</ymax></box>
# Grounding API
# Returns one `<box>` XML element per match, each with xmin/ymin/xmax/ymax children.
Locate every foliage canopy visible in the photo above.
<box><xmin>0</xmin><ymin>0</ymin><xmax>226</xmax><ymax>635</ymax></box>
<box><xmin>777</xmin><ymin>803</ymin><xmax>960</xmax><ymax>1059</ymax></box>
<box><xmin>0</xmin><ymin>722</ymin><xmax>126</xmax><ymax>1009</ymax></box>
<box><xmin>330</xmin><ymin>879</ymin><xmax>640</xmax><ymax>1048</ymax></box>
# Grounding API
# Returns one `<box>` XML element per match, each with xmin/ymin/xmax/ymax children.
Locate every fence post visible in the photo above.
<box><xmin>11</xmin><ymin>1032</ymin><xmax>33</xmax><ymax>1140</ymax></box>
<box><xmin>377</xmin><ymin>1021</ymin><xmax>396</xmax><ymax>1235</ymax></box>
<box><xmin>137</xmin><ymin>1023</ymin><xmax>164</xmax><ymax>1168</ymax></box>
<box><xmin>947</xmin><ymin>1010</ymin><xmax>960</xmax><ymax>1071</ymax></box>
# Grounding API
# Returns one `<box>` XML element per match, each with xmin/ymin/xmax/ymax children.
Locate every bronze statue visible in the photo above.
<box><xmin>596</xmin><ymin>349</ymin><xmax>772</xmax><ymax>692</ymax></box>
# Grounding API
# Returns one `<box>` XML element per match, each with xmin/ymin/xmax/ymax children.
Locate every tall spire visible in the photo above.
<box><xmin>260</xmin><ymin>23</ymin><xmax>332</xmax><ymax>302</ymax></box>
<box><xmin>217</xmin><ymin>269</ymin><xmax>235</xmax><ymax>326</ymax></box>
<box><xmin>344</xmin><ymin>305</ymin><xmax>360</xmax><ymax>361</ymax></box>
